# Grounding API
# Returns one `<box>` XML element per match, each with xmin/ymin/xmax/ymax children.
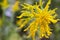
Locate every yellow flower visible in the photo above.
<box><xmin>17</xmin><ymin>0</ymin><xmax>58</xmax><ymax>40</ymax></box>
<box><xmin>12</xmin><ymin>1</ymin><xmax>20</xmax><ymax>12</ymax></box>
<box><xmin>0</xmin><ymin>0</ymin><xmax>9</xmax><ymax>9</ymax></box>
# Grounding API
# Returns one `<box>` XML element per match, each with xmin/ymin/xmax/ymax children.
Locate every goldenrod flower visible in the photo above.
<box><xmin>17</xmin><ymin>0</ymin><xmax>58</xmax><ymax>40</ymax></box>
<box><xmin>12</xmin><ymin>1</ymin><xmax>20</xmax><ymax>12</ymax></box>
<box><xmin>0</xmin><ymin>0</ymin><xmax>9</xmax><ymax>9</ymax></box>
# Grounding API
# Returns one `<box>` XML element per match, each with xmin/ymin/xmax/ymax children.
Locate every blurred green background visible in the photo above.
<box><xmin>0</xmin><ymin>0</ymin><xmax>60</xmax><ymax>40</ymax></box>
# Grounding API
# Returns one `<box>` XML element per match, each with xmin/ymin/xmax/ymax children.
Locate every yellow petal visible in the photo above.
<box><xmin>44</xmin><ymin>0</ymin><xmax>51</xmax><ymax>11</ymax></box>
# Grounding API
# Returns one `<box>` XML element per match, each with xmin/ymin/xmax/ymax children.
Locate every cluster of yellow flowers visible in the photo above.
<box><xmin>17</xmin><ymin>0</ymin><xmax>58</xmax><ymax>40</ymax></box>
<box><xmin>0</xmin><ymin>0</ymin><xmax>19</xmax><ymax>12</ymax></box>
<box><xmin>0</xmin><ymin>0</ymin><xmax>8</xmax><ymax>9</ymax></box>
<box><xmin>0</xmin><ymin>0</ymin><xmax>59</xmax><ymax>40</ymax></box>
<box><xmin>12</xmin><ymin>1</ymin><xmax>20</xmax><ymax>12</ymax></box>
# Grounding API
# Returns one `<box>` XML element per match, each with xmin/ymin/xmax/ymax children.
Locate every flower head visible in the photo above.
<box><xmin>12</xmin><ymin>1</ymin><xmax>20</xmax><ymax>12</ymax></box>
<box><xmin>17</xmin><ymin>0</ymin><xmax>58</xmax><ymax>40</ymax></box>
<box><xmin>0</xmin><ymin>0</ymin><xmax>9</xmax><ymax>9</ymax></box>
